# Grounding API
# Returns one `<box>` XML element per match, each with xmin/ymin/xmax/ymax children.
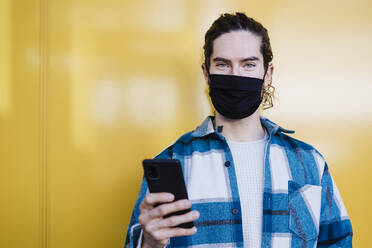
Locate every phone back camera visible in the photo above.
<box><xmin>148</xmin><ymin>166</ymin><xmax>160</xmax><ymax>180</ymax></box>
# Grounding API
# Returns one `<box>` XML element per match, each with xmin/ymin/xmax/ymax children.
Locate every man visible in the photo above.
<box><xmin>125</xmin><ymin>12</ymin><xmax>353</xmax><ymax>248</ymax></box>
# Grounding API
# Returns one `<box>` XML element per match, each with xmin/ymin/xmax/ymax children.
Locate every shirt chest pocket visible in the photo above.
<box><xmin>288</xmin><ymin>180</ymin><xmax>322</xmax><ymax>241</ymax></box>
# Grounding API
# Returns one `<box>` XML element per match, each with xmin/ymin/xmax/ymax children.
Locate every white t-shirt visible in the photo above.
<box><xmin>227</xmin><ymin>130</ymin><xmax>269</xmax><ymax>247</ymax></box>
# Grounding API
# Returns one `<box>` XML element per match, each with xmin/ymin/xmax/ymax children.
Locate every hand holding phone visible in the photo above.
<box><xmin>138</xmin><ymin>159</ymin><xmax>199</xmax><ymax>248</ymax></box>
<box><xmin>142</xmin><ymin>159</ymin><xmax>195</xmax><ymax>228</ymax></box>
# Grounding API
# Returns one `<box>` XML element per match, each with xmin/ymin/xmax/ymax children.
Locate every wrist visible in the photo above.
<box><xmin>141</xmin><ymin>238</ymin><xmax>169</xmax><ymax>248</ymax></box>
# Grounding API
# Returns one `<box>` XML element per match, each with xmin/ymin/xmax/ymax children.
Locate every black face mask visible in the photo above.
<box><xmin>208</xmin><ymin>73</ymin><xmax>265</xmax><ymax>119</ymax></box>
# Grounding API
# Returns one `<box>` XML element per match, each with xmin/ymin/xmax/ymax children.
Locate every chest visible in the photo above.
<box><xmin>171</xmin><ymin>143</ymin><xmax>323</xmax><ymax>247</ymax></box>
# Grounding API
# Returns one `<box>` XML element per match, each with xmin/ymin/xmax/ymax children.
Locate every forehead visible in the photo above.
<box><xmin>211</xmin><ymin>30</ymin><xmax>262</xmax><ymax>60</ymax></box>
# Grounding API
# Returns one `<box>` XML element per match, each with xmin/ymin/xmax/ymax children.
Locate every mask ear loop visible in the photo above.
<box><xmin>206</xmin><ymin>65</ymin><xmax>211</xmax><ymax>85</ymax></box>
<box><xmin>206</xmin><ymin>64</ymin><xmax>219</xmax><ymax>125</ymax></box>
<box><xmin>263</xmin><ymin>66</ymin><xmax>268</xmax><ymax>81</ymax></box>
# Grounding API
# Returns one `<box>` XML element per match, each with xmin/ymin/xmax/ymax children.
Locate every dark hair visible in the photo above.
<box><xmin>203</xmin><ymin>12</ymin><xmax>273</xmax><ymax>73</ymax></box>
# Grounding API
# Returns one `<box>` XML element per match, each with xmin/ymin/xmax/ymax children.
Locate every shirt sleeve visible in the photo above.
<box><xmin>316</xmin><ymin>161</ymin><xmax>353</xmax><ymax>247</ymax></box>
<box><xmin>136</xmin><ymin>230</ymin><xmax>143</xmax><ymax>248</ymax></box>
<box><xmin>124</xmin><ymin>175</ymin><xmax>149</xmax><ymax>248</ymax></box>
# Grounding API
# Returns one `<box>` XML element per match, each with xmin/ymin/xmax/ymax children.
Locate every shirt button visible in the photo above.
<box><xmin>232</xmin><ymin>208</ymin><xmax>239</xmax><ymax>215</ymax></box>
<box><xmin>224</xmin><ymin>161</ymin><xmax>231</xmax><ymax>167</ymax></box>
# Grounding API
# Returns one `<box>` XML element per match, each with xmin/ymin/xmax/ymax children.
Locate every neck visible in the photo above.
<box><xmin>214</xmin><ymin>110</ymin><xmax>266</xmax><ymax>142</ymax></box>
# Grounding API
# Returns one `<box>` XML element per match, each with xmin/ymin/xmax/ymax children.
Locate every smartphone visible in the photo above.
<box><xmin>142</xmin><ymin>159</ymin><xmax>194</xmax><ymax>229</ymax></box>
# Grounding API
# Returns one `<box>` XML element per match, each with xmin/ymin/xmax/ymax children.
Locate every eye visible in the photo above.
<box><xmin>244</xmin><ymin>63</ymin><xmax>255</xmax><ymax>68</ymax></box>
<box><xmin>216</xmin><ymin>63</ymin><xmax>228</xmax><ymax>68</ymax></box>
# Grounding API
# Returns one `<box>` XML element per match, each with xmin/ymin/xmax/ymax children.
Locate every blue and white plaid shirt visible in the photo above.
<box><xmin>125</xmin><ymin>115</ymin><xmax>353</xmax><ymax>248</ymax></box>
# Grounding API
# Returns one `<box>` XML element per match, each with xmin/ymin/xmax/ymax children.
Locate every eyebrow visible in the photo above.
<box><xmin>212</xmin><ymin>56</ymin><xmax>260</xmax><ymax>63</ymax></box>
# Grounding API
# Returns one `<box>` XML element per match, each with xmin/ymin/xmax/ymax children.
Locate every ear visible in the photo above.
<box><xmin>263</xmin><ymin>63</ymin><xmax>274</xmax><ymax>87</ymax></box>
<box><xmin>201</xmin><ymin>63</ymin><xmax>209</xmax><ymax>84</ymax></box>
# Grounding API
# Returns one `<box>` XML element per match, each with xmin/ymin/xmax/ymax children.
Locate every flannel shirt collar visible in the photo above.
<box><xmin>191</xmin><ymin>115</ymin><xmax>295</xmax><ymax>138</ymax></box>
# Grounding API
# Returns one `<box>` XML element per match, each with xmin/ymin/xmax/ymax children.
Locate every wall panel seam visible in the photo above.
<box><xmin>39</xmin><ymin>0</ymin><xmax>48</xmax><ymax>247</ymax></box>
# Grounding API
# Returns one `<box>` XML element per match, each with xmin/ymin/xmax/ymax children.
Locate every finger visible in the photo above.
<box><xmin>139</xmin><ymin>214</ymin><xmax>162</xmax><ymax>229</ymax></box>
<box><xmin>153</xmin><ymin>226</ymin><xmax>197</xmax><ymax>240</ymax></box>
<box><xmin>147</xmin><ymin>199</ymin><xmax>192</xmax><ymax>220</ymax></box>
<box><xmin>140</xmin><ymin>193</ymin><xmax>174</xmax><ymax>211</ymax></box>
<box><xmin>149</xmin><ymin>210</ymin><xmax>200</xmax><ymax>231</ymax></box>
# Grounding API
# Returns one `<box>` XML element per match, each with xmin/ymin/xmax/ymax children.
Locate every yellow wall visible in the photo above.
<box><xmin>0</xmin><ymin>0</ymin><xmax>42</xmax><ymax>247</ymax></box>
<box><xmin>1</xmin><ymin>0</ymin><xmax>371</xmax><ymax>247</ymax></box>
